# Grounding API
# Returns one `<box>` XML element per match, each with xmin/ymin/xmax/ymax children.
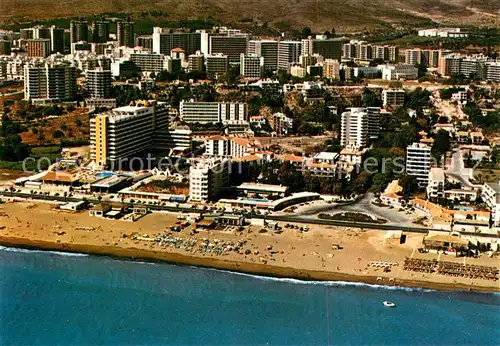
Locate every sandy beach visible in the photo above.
<box><xmin>0</xmin><ymin>201</ymin><xmax>498</xmax><ymax>292</ymax></box>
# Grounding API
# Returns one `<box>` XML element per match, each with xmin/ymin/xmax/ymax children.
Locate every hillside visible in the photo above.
<box><xmin>1</xmin><ymin>0</ymin><xmax>499</xmax><ymax>31</ymax></box>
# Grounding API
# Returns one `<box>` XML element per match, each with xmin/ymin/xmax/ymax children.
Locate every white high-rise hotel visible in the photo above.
<box><xmin>189</xmin><ymin>158</ymin><xmax>230</xmax><ymax>202</ymax></box>
<box><xmin>406</xmin><ymin>142</ymin><xmax>432</xmax><ymax>187</ymax></box>
<box><xmin>340</xmin><ymin>107</ymin><xmax>380</xmax><ymax>147</ymax></box>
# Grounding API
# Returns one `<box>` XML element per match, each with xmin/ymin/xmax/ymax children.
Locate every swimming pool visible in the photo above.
<box><xmin>243</xmin><ymin>198</ymin><xmax>270</xmax><ymax>203</ymax></box>
<box><xmin>95</xmin><ymin>172</ymin><xmax>116</xmax><ymax>179</ymax></box>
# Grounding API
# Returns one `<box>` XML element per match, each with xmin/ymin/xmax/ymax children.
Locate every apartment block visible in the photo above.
<box><xmin>130</xmin><ymin>53</ymin><xmax>165</xmax><ymax>73</ymax></box>
<box><xmin>89</xmin><ymin>100</ymin><xmax>169</xmax><ymax>167</ymax></box>
<box><xmin>267</xmin><ymin>112</ymin><xmax>293</xmax><ymax>136</ymax></box>
<box><xmin>135</xmin><ymin>36</ymin><xmax>153</xmax><ymax>51</ymax></box>
<box><xmin>486</xmin><ymin>62</ymin><xmax>500</xmax><ymax>82</ymax></box>
<box><xmin>92</xmin><ymin>20</ymin><xmax>109</xmax><ymax>43</ymax></box>
<box><xmin>189</xmin><ymin>158</ymin><xmax>230</xmax><ymax>202</ymax></box>
<box><xmin>322</xmin><ymin>59</ymin><xmax>340</xmax><ymax>80</ymax></box>
<box><xmin>70</xmin><ymin>20</ymin><xmax>89</xmax><ymax>45</ymax></box>
<box><xmin>382</xmin><ymin>89</ymin><xmax>405</xmax><ymax>107</ymax></box>
<box><xmin>406</xmin><ymin>142</ymin><xmax>432</xmax><ymax>187</ymax></box>
<box><xmin>205</xmin><ymin>53</ymin><xmax>228</xmax><ymax>78</ymax></box>
<box><xmin>86</xmin><ymin>68</ymin><xmax>112</xmax><ymax>99</ymax></box>
<box><xmin>481</xmin><ymin>182</ymin><xmax>500</xmax><ymax>226</ymax></box>
<box><xmin>248</xmin><ymin>40</ymin><xmax>278</xmax><ymax>71</ymax></box>
<box><xmin>278</xmin><ymin>41</ymin><xmax>301</xmax><ymax>70</ymax></box>
<box><xmin>426</xmin><ymin>167</ymin><xmax>445</xmax><ymax>200</ymax></box>
<box><xmin>205</xmin><ymin>135</ymin><xmax>254</xmax><ymax>158</ymax></box>
<box><xmin>49</xmin><ymin>26</ymin><xmax>65</xmax><ymax>54</ymax></box>
<box><xmin>438</xmin><ymin>54</ymin><xmax>492</xmax><ymax>80</ymax></box>
<box><xmin>209</xmin><ymin>34</ymin><xmax>248</xmax><ymax>63</ymax></box>
<box><xmin>311</xmin><ymin>37</ymin><xmax>342</xmax><ymax>60</ymax></box>
<box><xmin>340</xmin><ymin>107</ymin><xmax>380</xmax><ymax>147</ymax></box>
<box><xmin>152</xmin><ymin>28</ymin><xmax>201</xmax><ymax>55</ymax></box>
<box><xmin>24</xmin><ymin>63</ymin><xmax>77</xmax><ymax>102</ymax></box>
<box><xmin>117</xmin><ymin>20</ymin><xmax>135</xmax><ymax>48</ymax></box>
<box><xmin>179</xmin><ymin>101</ymin><xmax>248</xmax><ymax>124</ymax></box>
<box><xmin>188</xmin><ymin>51</ymin><xmax>204</xmax><ymax>72</ymax></box>
<box><xmin>26</xmin><ymin>39</ymin><xmax>51</xmax><ymax>57</ymax></box>
<box><xmin>240</xmin><ymin>54</ymin><xmax>263</xmax><ymax>78</ymax></box>
<box><xmin>405</xmin><ymin>49</ymin><xmax>441</xmax><ymax>67</ymax></box>
<box><xmin>342</xmin><ymin>40</ymin><xmax>398</xmax><ymax>62</ymax></box>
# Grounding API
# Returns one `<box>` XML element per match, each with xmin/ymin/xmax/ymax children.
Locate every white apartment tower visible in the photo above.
<box><xmin>340</xmin><ymin>107</ymin><xmax>380</xmax><ymax>147</ymax></box>
<box><xmin>240</xmin><ymin>54</ymin><xmax>264</xmax><ymax>78</ymax></box>
<box><xmin>189</xmin><ymin>158</ymin><xmax>230</xmax><ymax>202</ymax></box>
<box><xmin>406</xmin><ymin>142</ymin><xmax>432</xmax><ymax>187</ymax></box>
<box><xmin>426</xmin><ymin>167</ymin><xmax>445</xmax><ymax>200</ymax></box>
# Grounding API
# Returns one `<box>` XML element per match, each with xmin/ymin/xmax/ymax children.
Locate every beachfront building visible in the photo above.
<box><xmin>406</xmin><ymin>142</ymin><xmax>432</xmax><ymax>187</ymax></box>
<box><xmin>481</xmin><ymin>182</ymin><xmax>500</xmax><ymax>227</ymax></box>
<box><xmin>189</xmin><ymin>158</ymin><xmax>230</xmax><ymax>202</ymax></box>
<box><xmin>90</xmin><ymin>100</ymin><xmax>171</xmax><ymax>167</ymax></box>
<box><xmin>179</xmin><ymin>101</ymin><xmax>248</xmax><ymax>124</ymax></box>
<box><xmin>426</xmin><ymin>168</ymin><xmax>445</xmax><ymax>201</ymax></box>
<box><xmin>340</xmin><ymin>107</ymin><xmax>380</xmax><ymax>147</ymax></box>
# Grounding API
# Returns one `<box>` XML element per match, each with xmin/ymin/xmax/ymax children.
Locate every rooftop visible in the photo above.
<box><xmin>236</xmin><ymin>182</ymin><xmax>288</xmax><ymax>193</ymax></box>
<box><xmin>313</xmin><ymin>152</ymin><xmax>339</xmax><ymax>161</ymax></box>
<box><xmin>430</xmin><ymin>168</ymin><xmax>445</xmax><ymax>182</ymax></box>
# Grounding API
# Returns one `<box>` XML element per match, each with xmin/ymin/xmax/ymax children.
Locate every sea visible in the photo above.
<box><xmin>1</xmin><ymin>246</ymin><xmax>499</xmax><ymax>345</ymax></box>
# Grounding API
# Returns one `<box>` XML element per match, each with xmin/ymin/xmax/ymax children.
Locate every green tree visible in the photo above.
<box><xmin>432</xmin><ymin>129</ymin><xmax>451</xmax><ymax>160</ymax></box>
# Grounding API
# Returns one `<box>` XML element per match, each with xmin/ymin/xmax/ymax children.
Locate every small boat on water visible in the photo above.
<box><xmin>383</xmin><ymin>301</ymin><xmax>396</xmax><ymax>307</ymax></box>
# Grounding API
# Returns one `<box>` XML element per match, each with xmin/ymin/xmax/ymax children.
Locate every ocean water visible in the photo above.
<box><xmin>1</xmin><ymin>246</ymin><xmax>499</xmax><ymax>345</ymax></box>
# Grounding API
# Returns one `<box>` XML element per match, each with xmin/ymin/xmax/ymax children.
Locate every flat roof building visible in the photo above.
<box><xmin>90</xmin><ymin>100</ymin><xmax>170</xmax><ymax>167</ymax></box>
<box><xmin>406</xmin><ymin>142</ymin><xmax>432</xmax><ymax>187</ymax></box>
<box><xmin>24</xmin><ymin>62</ymin><xmax>77</xmax><ymax>103</ymax></box>
<box><xmin>382</xmin><ymin>89</ymin><xmax>405</xmax><ymax>108</ymax></box>
<box><xmin>86</xmin><ymin>67</ymin><xmax>112</xmax><ymax>99</ymax></box>
<box><xmin>206</xmin><ymin>53</ymin><xmax>228</xmax><ymax>78</ymax></box>
<box><xmin>189</xmin><ymin>158</ymin><xmax>230</xmax><ymax>202</ymax></box>
<box><xmin>180</xmin><ymin>101</ymin><xmax>248</xmax><ymax>124</ymax></box>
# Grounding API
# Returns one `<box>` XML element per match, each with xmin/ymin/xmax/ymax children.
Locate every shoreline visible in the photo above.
<box><xmin>1</xmin><ymin>235</ymin><xmax>498</xmax><ymax>294</ymax></box>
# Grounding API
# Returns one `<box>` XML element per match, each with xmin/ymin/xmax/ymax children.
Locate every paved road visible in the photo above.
<box><xmin>446</xmin><ymin>149</ymin><xmax>474</xmax><ymax>188</ymax></box>
<box><xmin>292</xmin><ymin>193</ymin><xmax>414</xmax><ymax>225</ymax></box>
